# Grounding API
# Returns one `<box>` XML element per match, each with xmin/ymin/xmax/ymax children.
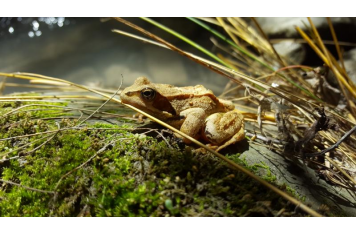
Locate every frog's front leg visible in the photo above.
<box><xmin>203</xmin><ymin>111</ymin><xmax>244</xmax><ymax>152</ymax></box>
<box><xmin>178</xmin><ymin>108</ymin><xmax>206</xmax><ymax>143</ymax></box>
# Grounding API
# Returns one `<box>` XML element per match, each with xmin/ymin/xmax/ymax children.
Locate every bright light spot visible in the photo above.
<box><xmin>32</xmin><ymin>20</ymin><xmax>39</xmax><ymax>31</ymax></box>
<box><xmin>28</xmin><ymin>31</ymin><xmax>34</xmax><ymax>38</ymax></box>
<box><xmin>271</xmin><ymin>83</ymin><xmax>279</xmax><ymax>88</ymax></box>
<box><xmin>50</xmin><ymin>17</ymin><xmax>57</xmax><ymax>24</ymax></box>
<box><xmin>35</xmin><ymin>30</ymin><xmax>42</xmax><ymax>37</ymax></box>
<box><xmin>58</xmin><ymin>22</ymin><xmax>63</xmax><ymax>27</ymax></box>
<box><xmin>32</xmin><ymin>21</ymin><xmax>39</xmax><ymax>28</ymax></box>
<box><xmin>8</xmin><ymin>27</ymin><xmax>14</xmax><ymax>33</ymax></box>
<box><xmin>58</xmin><ymin>17</ymin><xmax>65</xmax><ymax>23</ymax></box>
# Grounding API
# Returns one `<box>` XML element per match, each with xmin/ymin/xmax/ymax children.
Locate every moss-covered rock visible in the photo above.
<box><xmin>0</xmin><ymin>100</ymin><xmax>306</xmax><ymax>216</ymax></box>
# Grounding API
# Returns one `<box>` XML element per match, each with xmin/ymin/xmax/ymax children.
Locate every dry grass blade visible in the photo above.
<box><xmin>0</xmin><ymin>95</ymin><xmax>103</xmax><ymax>100</ymax></box>
<box><xmin>324</xmin><ymin>18</ymin><xmax>356</xmax><ymax>117</ymax></box>
<box><xmin>199</xmin><ymin>17</ymin><xmax>272</xmax><ymax>55</ymax></box>
<box><xmin>326</xmin><ymin>18</ymin><xmax>346</xmax><ymax>72</ymax></box>
<box><xmin>216</xmin><ymin>17</ymin><xmax>240</xmax><ymax>45</ymax></box>
<box><xmin>270</xmin><ymin>38</ymin><xmax>356</xmax><ymax>47</ymax></box>
<box><xmin>0</xmin><ymin>77</ymin><xmax>7</xmax><ymax>95</ymax></box>
<box><xmin>326</xmin><ymin>156</ymin><xmax>356</xmax><ymax>186</ymax></box>
<box><xmin>306</xmin><ymin>18</ymin><xmax>356</xmax><ymax>118</ymax></box>
<box><xmin>189</xmin><ymin>17</ymin><xmax>274</xmax><ymax>71</ymax></box>
<box><xmin>251</xmin><ymin>17</ymin><xmax>285</xmax><ymax>66</ymax></box>
<box><xmin>296</xmin><ymin>26</ymin><xmax>356</xmax><ymax>99</ymax></box>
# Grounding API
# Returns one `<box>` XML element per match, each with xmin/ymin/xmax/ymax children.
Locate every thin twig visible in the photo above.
<box><xmin>0</xmin><ymin>179</ymin><xmax>54</xmax><ymax>194</ymax></box>
<box><xmin>27</xmin><ymin>122</ymin><xmax>61</xmax><ymax>154</ymax></box>
<box><xmin>324</xmin><ymin>156</ymin><xmax>356</xmax><ymax>187</ymax></box>
<box><xmin>305</xmin><ymin>125</ymin><xmax>356</xmax><ymax>157</ymax></box>
<box><xmin>0</xmin><ymin>133</ymin><xmax>54</xmax><ymax>162</ymax></box>
<box><xmin>245</xmin><ymin>132</ymin><xmax>285</xmax><ymax>144</ymax></box>
<box><xmin>76</xmin><ymin>76</ymin><xmax>123</xmax><ymax>126</ymax></box>
<box><xmin>140</xmin><ymin>129</ymin><xmax>173</xmax><ymax>149</ymax></box>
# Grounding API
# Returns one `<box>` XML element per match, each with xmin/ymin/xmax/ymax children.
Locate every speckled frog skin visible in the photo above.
<box><xmin>121</xmin><ymin>77</ymin><xmax>244</xmax><ymax>151</ymax></box>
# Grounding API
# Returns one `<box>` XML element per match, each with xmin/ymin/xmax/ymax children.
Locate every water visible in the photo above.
<box><xmin>0</xmin><ymin>17</ymin><xmax>229</xmax><ymax>94</ymax></box>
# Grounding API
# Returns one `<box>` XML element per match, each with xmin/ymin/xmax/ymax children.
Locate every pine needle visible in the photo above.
<box><xmin>326</xmin><ymin>18</ymin><xmax>346</xmax><ymax>72</ymax></box>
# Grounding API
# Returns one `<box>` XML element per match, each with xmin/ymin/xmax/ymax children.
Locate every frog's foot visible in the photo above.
<box><xmin>203</xmin><ymin>111</ymin><xmax>245</xmax><ymax>152</ymax></box>
<box><xmin>133</xmin><ymin>113</ymin><xmax>145</xmax><ymax>123</ymax></box>
<box><xmin>216</xmin><ymin>126</ymin><xmax>245</xmax><ymax>152</ymax></box>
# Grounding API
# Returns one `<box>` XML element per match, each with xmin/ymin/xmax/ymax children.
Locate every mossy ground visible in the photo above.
<box><xmin>0</xmin><ymin>100</ymin><xmax>307</xmax><ymax>216</ymax></box>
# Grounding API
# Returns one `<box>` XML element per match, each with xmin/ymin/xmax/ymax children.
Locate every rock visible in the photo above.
<box><xmin>256</xmin><ymin>17</ymin><xmax>354</xmax><ymax>37</ymax></box>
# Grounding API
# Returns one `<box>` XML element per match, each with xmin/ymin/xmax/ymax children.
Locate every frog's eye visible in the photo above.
<box><xmin>141</xmin><ymin>88</ymin><xmax>156</xmax><ymax>101</ymax></box>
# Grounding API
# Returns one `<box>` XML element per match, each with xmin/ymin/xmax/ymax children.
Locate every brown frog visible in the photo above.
<box><xmin>121</xmin><ymin>77</ymin><xmax>244</xmax><ymax>151</ymax></box>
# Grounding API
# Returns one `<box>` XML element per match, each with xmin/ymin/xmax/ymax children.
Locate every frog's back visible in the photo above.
<box><xmin>160</xmin><ymin>85</ymin><xmax>235</xmax><ymax>115</ymax></box>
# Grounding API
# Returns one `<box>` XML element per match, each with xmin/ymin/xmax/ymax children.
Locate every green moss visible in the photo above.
<box><xmin>0</xmin><ymin>98</ymin><xmax>307</xmax><ymax>216</ymax></box>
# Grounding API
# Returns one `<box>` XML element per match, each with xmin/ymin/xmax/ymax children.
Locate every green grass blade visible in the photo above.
<box><xmin>140</xmin><ymin>17</ymin><xmax>234</xmax><ymax>69</ymax></box>
<box><xmin>188</xmin><ymin>17</ymin><xmax>274</xmax><ymax>70</ymax></box>
<box><xmin>187</xmin><ymin>18</ymin><xmax>321</xmax><ymax>101</ymax></box>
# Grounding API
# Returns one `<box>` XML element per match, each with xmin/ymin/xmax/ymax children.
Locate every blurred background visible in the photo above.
<box><xmin>1</xmin><ymin>17</ymin><xmax>356</xmax><ymax>94</ymax></box>
<box><xmin>0</xmin><ymin>17</ymin><xmax>230</xmax><ymax>94</ymax></box>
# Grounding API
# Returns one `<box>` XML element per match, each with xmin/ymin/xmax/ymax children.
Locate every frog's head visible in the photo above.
<box><xmin>121</xmin><ymin>77</ymin><xmax>176</xmax><ymax>119</ymax></box>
